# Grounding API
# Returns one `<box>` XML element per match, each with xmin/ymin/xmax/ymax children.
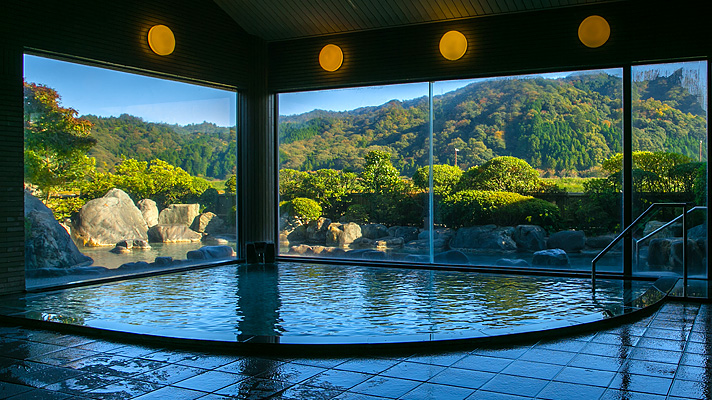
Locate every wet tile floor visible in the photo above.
<box><xmin>2</xmin><ymin>301</ymin><xmax>712</xmax><ymax>399</ymax></box>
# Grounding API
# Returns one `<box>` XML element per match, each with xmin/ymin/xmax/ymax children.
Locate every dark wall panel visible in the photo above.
<box><xmin>16</xmin><ymin>0</ymin><xmax>252</xmax><ymax>88</ymax></box>
<box><xmin>268</xmin><ymin>0</ymin><xmax>711</xmax><ymax>92</ymax></box>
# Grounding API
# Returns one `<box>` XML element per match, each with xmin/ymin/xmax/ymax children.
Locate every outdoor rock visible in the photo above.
<box><xmin>586</xmin><ymin>235</ymin><xmax>615</xmax><ymax>249</ymax></box>
<box><xmin>306</xmin><ymin>217</ymin><xmax>331</xmax><ymax>243</ymax></box>
<box><xmin>647</xmin><ymin>238</ymin><xmax>672</xmax><ymax>268</ymax></box>
<box><xmin>186</xmin><ymin>245</ymin><xmax>236</xmax><ymax>260</ymax></box>
<box><xmin>147</xmin><ymin>224</ymin><xmax>202</xmax><ymax>243</ymax></box>
<box><xmin>404</xmin><ymin>238</ymin><xmax>448</xmax><ymax>253</ymax></box>
<box><xmin>118</xmin><ymin>261</ymin><xmax>151</xmax><ymax>271</ymax></box>
<box><xmin>547</xmin><ymin>230</ymin><xmax>586</xmax><ymax>253</ymax></box>
<box><xmin>532</xmin><ymin>248</ymin><xmax>570</xmax><ymax>266</ymax></box>
<box><xmin>154</xmin><ymin>256</ymin><xmax>174</xmax><ymax>266</ymax></box>
<box><xmin>375</xmin><ymin>237</ymin><xmax>404</xmax><ymax>249</ymax></box>
<box><xmin>24</xmin><ymin>190</ymin><xmax>94</xmax><ymax>270</ymax></box>
<box><xmin>158</xmin><ymin>204</ymin><xmax>200</xmax><ymax>226</ymax></box>
<box><xmin>72</xmin><ymin>188</ymin><xmax>148</xmax><ymax>246</ymax></box>
<box><xmin>326</xmin><ymin>222</ymin><xmax>362</xmax><ymax>247</ymax></box>
<box><xmin>137</xmin><ymin>199</ymin><xmax>159</xmax><ymax>227</ymax></box>
<box><xmin>449</xmin><ymin>225</ymin><xmax>516</xmax><ymax>251</ymax></box>
<box><xmin>512</xmin><ymin>225</ymin><xmax>546</xmax><ymax>251</ymax></box>
<box><xmin>418</xmin><ymin>228</ymin><xmax>454</xmax><ymax>242</ymax></box>
<box><xmin>191</xmin><ymin>212</ymin><xmax>226</xmax><ymax>235</ymax></box>
<box><xmin>388</xmin><ymin>226</ymin><xmax>420</xmax><ymax>243</ymax></box>
<box><xmin>434</xmin><ymin>250</ymin><xmax>469</xmax><ymax>264</ymax></box>
<box><xmin>351</xmin><ymin>237</ymin><xmax>375</xmax><ymax>249</ymax></box>
<box><xmin>643</xmin><ymin>221</ymin><xmax>681</xmax><ymax>238</ymax></box>
<box><xmin>289</xmin><ymin>244</ymin><xmax>314</xmax><ymax>255</ymax></box>
<box><xmin>360</xmin><ymin>223</ymin><xmax>390</xmax><ymax>239</ymax></box>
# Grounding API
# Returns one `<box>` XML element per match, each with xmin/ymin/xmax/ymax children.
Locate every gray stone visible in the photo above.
<box><xmin>547</xmin><ymin>230</ymin><xmax>586</xmax><ymax>253</ymax></box>
<box><xmin>72</xmin><ymin>188</ymin><xmax>149</xmax><ymax>246</ymax></box>
<box><xmin>688</xmin><ymin>224</ymin><xmax>707</xmax><ymax>240</ymax></box>
<box><xmin>434</xmin><ymin>250</ymin><xmax>469</xmax><ymax>264</ymax></box>
<box><xmin>532</xmin><ymin>248</ymin><xmax>570</xmax><ymax>266</ymax></box>
<box><xmin>512</xmin><ymin>225</ymin><xmax>546</xmax><ymax>251</ymax></box>
<box><xmin>449</xmin><ymin>225</ymin><xmax>516</xmax><ymax>251</ymax></box>
<box><xmin>496</xmin><ymin>258</ymin><xmax>531</xmax><ymax>267</ymax></box>
<box><xmin>404</xmin><ymin>238</ymin><xmax>448</xmax><ymax>253</ymax></box>
<box><xmin>351</xmin><ymin>237</ymin><xmax>375</xmax><ymax>249</ymax></box>
<box><xmin>375</xmin><ymin>237</ymin><xmax>404</xmax><ymax>249</ymax></box>
<box><xmin>289</xmin><ymin>244</ymin><xmax>313</xmax><ymax>255</ymax></box>
<box><xmin>326</xmin><ymin>222</ymin><xmax>362</xmax><ymax>247</ymax></box>
<box><xmin>403</xmin><ymin>254</ymin><xmax>430</xmax><ymax>263</ymax></box>
<box><xmin>154</xmin><ymin>257</ymin><xmax>174</xmax><ymax>266</ymax></box>
<box><xmin>360</xmin><ymin>223</ymin><xmax>390</xmax><ymax>239</ymax></box>
<box><xmin>147</xmin><ymin>224</ymin><xmax>202</xmax><ymax>243</ymax></box>
<box><xmin>418</xmin><ymin>228</ymin><xmax>454</xmax><ymax>241</ymax></box>
<box><xmin>387</xmin><ymin>226</ymin><xmax>420</xmax><ymax>243</ymax></box>
<box><xmin>306</xmin><ymin>217</ymin><xmax>332</xmax><ymax>243</ymax></box>
<box><xmin>586</xmin><ymin>235</ymin><xmax>615</xmax><ymax>249</ymax></box>
<box><xmin>24</xmin><ymin>191</ymin><xmax>94</xmax><ymax>270</ymax></box>
<box><xmin>158</xmin><ymin>204</ymin><xmax>200</xmax><ymax>226</ymax></box>
<box><xmin>647</xmin><ymin>238</ymin><xmax>672</xmax><ymax>267</ymax></box>
<box><xmin>191</xmin><ymin>212</ymin><xmax>226</xmax><ymax>235</ymax></box>
<box><xmin>670</xmin><ymin>239</ymin><xmax>706</xmax><ymax>274</ymax></box>
<box><xmin>186</xmin><ymin>245</ymin><xmax>235</xmax><ymax>260</ymax></box>
<box><xmin>346</xmin><ymin>249</ymin><xmax>386</xmax><ymax>260</ymax></box>
<box><xmin>137</xmin><ymin>199</ymin><xmax>159</xmax><ymax>227</ymax></box>
<box><xmin>643</xmin><ymin>221</ymin><xmax>682</xmax><ymax>238</ymax></box>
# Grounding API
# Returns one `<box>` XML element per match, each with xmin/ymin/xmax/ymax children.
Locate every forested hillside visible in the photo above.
<box><xmin>84</xmin><ymin>114</ymin><xmax>236</xmax><ymax>179</ymax></box>
<box><xmin>279</xmin><ymin>70</ymin><xmax>706</xmax><ymax>176</ymax></box>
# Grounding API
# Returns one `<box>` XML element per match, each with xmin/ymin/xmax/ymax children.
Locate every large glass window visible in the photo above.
<box><xmin>277</xmin><ymin>69</ymin><xmax>627</xmax><ymax>272</ymax></box>
<box><xmin>23</xmin><ymin>55</ymin><xmax>238</xmax><ymax>288</ymax></box>
<box><xmin>631</xmin><ymin>61</ymin><xmax>708</xmax><ymax>279</ymax></box>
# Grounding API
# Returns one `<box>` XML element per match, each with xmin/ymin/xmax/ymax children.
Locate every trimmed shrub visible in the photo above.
<box><xmin>441</xmin><ymin>190</ymin><xmax>560</xmax><ymax>229</ymax></box>
<box><xmin>281</xmin><ymin>197</ymin><xmax>322</xmax><ymax>223</ymax></box>
<box><xmin>456</xmin><ymin>156</ymin><xmax>541</xmax><ymax>194</ymax></box>
<box><xmin>412</xmin><ymin>164</ymin><xmax>462</xmax><ymax>196</ymax></box>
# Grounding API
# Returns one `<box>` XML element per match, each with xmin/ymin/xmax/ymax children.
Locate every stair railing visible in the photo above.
<box><xmin>591</xmin><ymin>203</ymin><xmax>689</xmax><ymax>296</ymax></box>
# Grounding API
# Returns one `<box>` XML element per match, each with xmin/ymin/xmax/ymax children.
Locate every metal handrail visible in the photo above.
<box><xmin>591</xmin><ymin>202</ymin><xmax>689</xmax><ymax>295</ymax></box>
<box><xmin>634</xmin><ymin>206</ymin><xmax>707</xmax><ymax>268</ymax></box>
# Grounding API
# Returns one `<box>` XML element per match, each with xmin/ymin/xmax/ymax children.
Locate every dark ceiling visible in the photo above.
<box><xmin>213</xmin><ymin>0</ymin><xmax>619</xmax><ymax>42</ymax></box>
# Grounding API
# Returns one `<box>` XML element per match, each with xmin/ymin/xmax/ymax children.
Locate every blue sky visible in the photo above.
<box><xmin>24</xmin><ymin>55</ymin><xmax>237</xmax><ymax>127</ymax></box>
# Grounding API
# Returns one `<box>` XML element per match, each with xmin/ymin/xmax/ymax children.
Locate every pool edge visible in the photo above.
<box><xmin>0</xmin><ymin>277</ymin><xmax>678</xmax><ymax>356</ymax></box>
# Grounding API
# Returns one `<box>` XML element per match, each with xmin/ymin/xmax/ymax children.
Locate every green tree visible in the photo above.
<box><xmin>360</xmin><ymin>150</ymin><xmax>403</xmax><ymax>194</ymax></box>
<box><xmin>412</xmin><ymin>164</ymin><xmax>462</xmax><ymax>196</ymax></box>
<box><xmin>24</xmin><ymin>81</ymin><xmax>97</xmax><ymax>201</ymax></box>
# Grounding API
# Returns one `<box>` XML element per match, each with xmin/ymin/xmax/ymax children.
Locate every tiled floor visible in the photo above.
<box><xmin>1</xmin><ymin>301</ymin><xmax>711</xmax><ymax>399</ymax></box>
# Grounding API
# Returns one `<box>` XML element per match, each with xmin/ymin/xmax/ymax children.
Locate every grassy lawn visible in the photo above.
<box><xmin>542</xmin><ymin>177</ymin><xmax>590</xmax><ymax>193</ymax></box>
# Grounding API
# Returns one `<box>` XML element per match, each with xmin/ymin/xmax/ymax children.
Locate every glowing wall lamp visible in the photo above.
<box><xmin>148</xmin><ymin>25</ymin><xmax>175</xmax><ymax>56</ymax></box>
<box><xmin>439</xmin><ymin>30</ymin><xmax>467</xmax><ymax>61</ymax></box>
<box><xmin>578</xmin><ymin>15</ymin><xmax>610</xmax><ymax>48</ymax></box>
<box><xmin>319</xmin><ymin>44</ymin><xmax>343</xmax><ymax>72</ymax></box>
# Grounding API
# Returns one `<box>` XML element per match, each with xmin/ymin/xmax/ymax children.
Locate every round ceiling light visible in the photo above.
<box><xmin>439</xmin><ymin>30</ymin><xmax>467</xmax><ymax>61</ymax></box>
<box><xmin>148</xmin><ymin>25</ymin><xmax>175</xmax><ymax>56</ymax></box>
<box><xmin>319</xmin><ymin>44</ymin><xmax>343</xmax><ymax>72</ymax></box>
<box><xmin>578</xmin><ymin>15</ymin><xmax>610</xmax><ymax>48</ymax></box>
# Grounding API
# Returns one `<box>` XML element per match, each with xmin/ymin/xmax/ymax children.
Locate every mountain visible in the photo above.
<box><xmin>278</xmin><ymin>71</ymin><xmax>706</xmax><ymax>177</ymax></box>
<box><xmin>84</xmin><ymin>114</ymin><xmax>236</xmax><ymax>179</ymax></box>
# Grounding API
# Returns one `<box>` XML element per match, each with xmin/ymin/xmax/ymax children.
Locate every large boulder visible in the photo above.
<box><xmin>191</xmin><ymin>212</ymin><xmax>226</xmax><ymax>235</ymax></box>
<box><xmin>643</xmin><ymin>221</ymin><xmax>682</xmax><ymax>238</ymax></box>
<box><xmin>547</xmin><ymin>230</ymin><xmax>586</xmax><ymax>253</ymax></box>
<box><xmin>73</xmin><ymin>189</ymin><xmax>148</xmax><ymax>246</ymax></box>
<box><xmin>24</xmin><ymin>191</ymin><xmax>93</xmax><ymax>270</ymax></box>
<box><xmin>449</xmin><ymin>225</ymin><xmax>516</xmax><ymax>251</ymax></box>
<box><xmin>586</xmin><ymin>235</ymin><xmax>616</xmax><ymax>249</ymax></box>
<box><xmin>360</xmin><ymin>224</ymin><xmax>390</xmax><ymax>240</ymax></box>
<box><xmin>186</xmin><ymin>245</ymin><xmax>236</xmax><ymax>260</ymax></box>
<box><xmin>404</xmin><ymin>238</ymin><xmax>448</xmax><ymax>253</ymax></box>
<box><xmin>512</xmin><ymin>225</ymin><xmax>546</xmax><ymax>251</ymax></box>
<box><xmin>647</xmin><ymin>238</ymin><xmax>672</xmax><ymax>267</ymax></box>
<box><xmin>434</xmin><ymin>250</ymin><xmax>469</xmax><ymax>264</ymax></box>
<box><xmin>137</xmin><ymin>199</ymin><xmax>159</xmax><ymax>227</ymax></box>
<box><xmin>305</xmin><ymin>217</ymin><xmax>332</xmax><ymax>243</ymax></box>
<box><xmin>158</xmin><ymin>204</ymin><xmax>200</xmax><ymax>226</ymax></box>
<box><xmin>326</xmin><ymin>222</ymin><xmax>362</xmax><ymax>247</ymax></box>
<box><xmin>148</xmin><ymin>224</ymin><xmax>202</xmax><ymax>243</ymax></box>
<box><xmin>532</xmin><ymin>249</ymin><xmax>570</xmax><ymax>267</ymax></box>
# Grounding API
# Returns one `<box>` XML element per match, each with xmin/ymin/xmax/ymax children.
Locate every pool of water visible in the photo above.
<box><xmin>4</xmin><ymin>262</ymin><xmax>656</xmax><ymax>342</ymax></box>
